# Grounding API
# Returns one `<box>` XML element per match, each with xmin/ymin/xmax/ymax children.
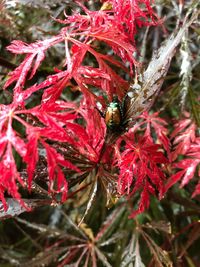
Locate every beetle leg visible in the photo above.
<box><xmin>95</xmin><ymin>107</ymin><xmax>105</xmax><ymax>118</ymax></box>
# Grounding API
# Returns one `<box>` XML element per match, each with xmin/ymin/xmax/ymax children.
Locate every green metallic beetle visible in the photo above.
<box><xmin>98</xmin><ymin>97</ymin><xmax>125</xmax><ymax>132</ymax></box>
<box><xmin>105</xmin><ymin>100</ymin><xmax>122</xmax><ymax>130</ymax></box>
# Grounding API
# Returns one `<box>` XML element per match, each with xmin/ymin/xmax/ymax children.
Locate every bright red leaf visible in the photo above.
<box><xmin>171</xmin><ymin>114</ymin><xmax>197</xmax><ymax>161</ymax></box>
<box><xmin>117</xmin><ymin>133</ymin><xmax>168</xmax><ymax>217</ymax></box>
<box><xmin>166</xmin><ymin>138</ymin><xmax>200</xmax><ymax>194</ymax></box>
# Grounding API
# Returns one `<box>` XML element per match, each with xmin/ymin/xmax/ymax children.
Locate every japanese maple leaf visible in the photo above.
<box><xmin>75</xmin><ymin>96</ymin><xmax>106</xmax><ymax>162</ymax></box>
<box><xmin>165</xmin><ymin>138</ymin><xmax>200</xmax><ymax>195</ymax></box>
<box><xmin>117</xmin><ymin>133</ymin><xmax>168</xmax><ymax>217</ymax></box>
<box><xmin>0</xmin><ymin>100</ymin><xmax>82</xmax><ymax>209</ymax></box>
<box><xmin>111</xmin><ymin>0</ymin><xmax>161</xmax><ymax>39</ymax></box>
<box><xmin>4</xmin><ymin>37</ymin><xmax>63</xmax><ymax>90</ymax></box>
<box><xmin>135</xmin><ymin>112</ymin><xmax>171</xmax><ymax>158</ymax></box>
<box><xmin>164</xmin><ymin>113</ymin><xmax>199</xmax><ymax>196</ymax></box>
<box><xmin>0</xmin><ymin>140</ymin><xmax>27</xmax><ymax>210</ymax></box>
<box><xmin>0</xmin><ymin>105</ymin><xmax>28</xmax><ymax>209</ymax></box>
<box><xmin>171</xmin><ymin>114</ymin><xmax>196</xmax><ymax>161</ymax></box>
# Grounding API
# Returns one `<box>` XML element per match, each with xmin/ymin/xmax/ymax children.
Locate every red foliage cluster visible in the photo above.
<box><xmin>166</xmin><ymin>114</ymin><xmax>200</xmax><ymax>196</ymax></box>
<box><xmin>117</xmin><ymin>112</ymin><xmax>170</xmax><ymax>217</ymax></box>
<box><xmin>0</xmin><ymin>0</ymin><xmax>199</xmax><ymax>216</ymax></box>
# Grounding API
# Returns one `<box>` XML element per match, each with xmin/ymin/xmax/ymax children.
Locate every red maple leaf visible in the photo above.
<box><xmin>136</xmin><ymin>111</ymin><xmax>171</xmax><ymax>158</ymax></box>
<box><xmin>0</xmin><ymin>100</ymin><xmax>82</xmax><ymax>208</ymax></box>
<box><xmin>165</xmin><ymin>114</ymin><xmax>199</xmax><ymax>196</ymax></box>
<box><xmin>170</xmin><ymin>114</ymin><xmax>196</xmax><ymax>161</ymax></box>
<box><xmin>117</xmin><ymin>132</ymin><xmax>168</xmax><ymax>217</ymax></box>
<box><xmin>4</xmin><ymin>37</ymin><xmax>63</xmax><ymax>90</ymax></box>
<box><xmin>165</xmin><ymin>138</ymin><xmax>200</xmax><ymax>195</ymax></box>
